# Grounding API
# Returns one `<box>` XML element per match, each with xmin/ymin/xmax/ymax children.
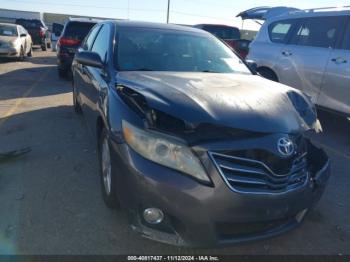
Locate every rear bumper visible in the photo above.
<box><xmin>109</xmin><ymin>136</ymin><xmax>330</xmax><ymax>247</ymax></box>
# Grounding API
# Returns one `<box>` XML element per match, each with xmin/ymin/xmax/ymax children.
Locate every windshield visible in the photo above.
<box><xmin>0</xmin><ymin>25</ymin><xmax>17</xmax><ymax>36</ymax></box>
<box><xmin>116</xmin><ymin>29</ymin><xmax>251</xmax><ymax>74</ymax></box>
<box><xmin>202</xmin><ymin>25</ymin><xmax>240</xmax><ymax>40</ymax></box>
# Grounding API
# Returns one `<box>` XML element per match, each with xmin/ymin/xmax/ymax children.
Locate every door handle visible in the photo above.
<box><xmin>331</xmin><ymin>57</ymin><xmax>347</xmax><ymax>64</ymax></box>
<box><xmin>282</xmin><ymin>51</ymin><xmax>292</xmax><ymax>56</ymax></box>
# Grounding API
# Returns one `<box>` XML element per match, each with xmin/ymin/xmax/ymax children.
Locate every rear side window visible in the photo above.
<box><xmin>268</xmin><ymin>20</ymin><xmax>296</xmax><ymax>43</ymax></box>
<box><xmin>63</xmin><ymin>22</ymin><xmax>96</xmax><ymax>41</ymax></box>
<box><xmin>293</xmin><ymin>16</ymin><xmax>344</xmax><ymax>48</ymax></box>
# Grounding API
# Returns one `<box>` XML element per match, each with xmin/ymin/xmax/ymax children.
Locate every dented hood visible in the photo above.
<box><xmin>117</xmin><ymin>72</ymin><xmax>316</xmax><ymax>134</ymax></box>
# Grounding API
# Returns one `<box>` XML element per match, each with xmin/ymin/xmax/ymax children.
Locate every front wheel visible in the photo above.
<box><xmin>72</xmin><ymin>81</ymin><xmax>82</xmax><ymax>114</ymax></box>
<box><xmin>27</xmin><ymin>44</ymin><xmax>33</xmax><ymax>57</ymax></box>
<box><xmin>41</xmin><ymin>39</ymin><xmax>47</xmax><ymax>51</ymax></box>
<box><xmin>58</xmin><ymin>67</ymin><xmax>67</xmax><ymax>78</ymax></box>
<box><xmin>98</xmin><ymin>128</ymin><xmax>120</xmax><ymax>209</ymax></box>
<box><xmin>18</xmin><ymin>46</ymin><xmax>25</xmax><ymax>61</ymax></box>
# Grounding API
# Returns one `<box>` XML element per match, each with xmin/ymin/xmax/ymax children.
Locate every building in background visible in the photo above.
<box><xmin>0</xmin><ymin>8</ymin><xmax>42</xmax><ymax>23</ymax></box>
<box><xmin>0</xmin><ymin>8</ymin><xmax>115</xmax><ymax>30</ymax></box>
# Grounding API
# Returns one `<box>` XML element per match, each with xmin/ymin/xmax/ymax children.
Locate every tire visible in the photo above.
<box><xmin>18</xmin><ymin>46</ymin><xmax>25</xmax><ymax>61</ymax></box>
<box><xmin>41</xmin><ymin>39</ymin><xmax>47</xmax><ymax>51</ymax></box>
<box><xmin>258</xmin><ymin>68</ymin><xmax>279</xmax><ymax>82</ymax></box>
<box><xmin>58</xmin><ymin>67</ymin><xmax>67</xmax><ymax>78</ymax></box>
<box><xmin>98</xmin><ymin>128</ymin><xmax>120</xmax><ymax>209</ymax></box>
<box><xmin>27</xmin><ymin>44</ymin><xmax>33</xmax><ymax>57</ymax></box>
<box><xmin>72</xmin><ymin>81</ymin><xmax>82</xmax><ymax>114</ymax></box>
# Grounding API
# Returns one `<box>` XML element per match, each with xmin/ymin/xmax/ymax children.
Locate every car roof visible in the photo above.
<box><xmin>195</xmin><ymin>24</ymin><xmax>239</xmax><ymax>29</ymax></box>
<box><xmin>68</xmin><ymin>17</ymin><xmax>103</xmax><ymax>23</ymax></box>
<box><xmin>107</xmin><ymin>20</ymin><xmax>208</xmax><ymax>34</ymax></box>
<box><xmin>269</xmin><ymin>7</ymin><xmax>350</xmax><ymax>22</ymax></box>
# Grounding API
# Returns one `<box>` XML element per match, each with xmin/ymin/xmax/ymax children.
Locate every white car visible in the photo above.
<box><xmin>0</xmin><ymin>22</ymin><xmax>33</xmax><ymax>60</ymax></box>
<box><xmin>244</xmin><ymin>6</ymin><xmax>350</xmax><ymax>116</ymax></box>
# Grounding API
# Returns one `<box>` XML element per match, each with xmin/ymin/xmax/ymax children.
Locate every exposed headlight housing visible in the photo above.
<box><xmin>122</xmin><ymin>120</ymin><xmax>210</xmax><ymax>183</ymax></box>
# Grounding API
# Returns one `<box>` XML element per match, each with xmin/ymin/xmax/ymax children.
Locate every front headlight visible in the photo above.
<box><xmin>8</xmin><ymin>40</ymin><xmax>19</xmax><ymax>48</ymax></box>
<box><xmin>122</xmin><ymin>120</ymin><xmax>210</xmax><ymax>183</ymax></box>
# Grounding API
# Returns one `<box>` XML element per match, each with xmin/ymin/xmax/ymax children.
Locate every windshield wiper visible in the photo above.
<box><xmin>124</xmin><ymin>68</ymin><xmax>154</xmax><ymax>71</ymax></box>
<box><xmin>201</xmin><ymin>70</ymin><xmax>220</xmax><ymax>73</ymax></box>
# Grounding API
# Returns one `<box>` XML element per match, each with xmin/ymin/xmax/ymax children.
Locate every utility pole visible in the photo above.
<box><xmin>166</xmin><ymin>0</ymin><xmax>171</xmax><ymax>23</ymax></box>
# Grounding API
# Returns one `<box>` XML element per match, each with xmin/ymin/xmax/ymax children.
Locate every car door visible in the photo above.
<box><xmin>74</xmin><ymin>24</ymin><xmax>102</xmax><ymax>110</ymax></box>
<box><xmin>80</xmin><ymin>24</ymin><xmax>111</xmax><ymax>133</ymax></box>
<box><xmin>24</xmin><ymin>28</ymin><xmax>32</xmax><ymax>52</ymax></box>
<box><xmin>18</xmin><ymin>26</ymin><xmax>27</xmax><ymax>52</ymax></box>
<box><xmin>276</xmin><ymin>16</ymin><xmax>345</xmax><ymax>103</ymax></box>
<box><xmin>317</xmin><ymin>17</ymin><xmax>350</xmax><ymax>115</ymax></box>
<box><xmin>255</xmin><ymin>18</ymin><xmax>301</xmax><ymax>84</ymax></box>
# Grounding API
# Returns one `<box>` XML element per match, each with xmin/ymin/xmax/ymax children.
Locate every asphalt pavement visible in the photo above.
<box><xmin>0</xmin><ymin>50</ymin><xmax>349</xmax><ymax>255</ymax></box>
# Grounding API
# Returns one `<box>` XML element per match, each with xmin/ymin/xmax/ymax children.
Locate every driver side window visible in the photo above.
<box><xmin>83</xmin><ymin>25</ymin><xmax>101</xmax><ymax>51</ymax></box>
<box><xmin>91</xmin><ymin>25</ymin><xmax>110</xmax><ymax>63</ymax></box>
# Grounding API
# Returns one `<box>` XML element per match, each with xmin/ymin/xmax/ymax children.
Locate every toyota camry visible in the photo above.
<box><xmin>71</xmin><ymin>21</ymin><xmax>330</xmax><ymax>247</ymax></box>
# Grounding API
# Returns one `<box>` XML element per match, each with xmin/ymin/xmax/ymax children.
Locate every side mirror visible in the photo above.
<box><xmin>20</xmin><ymin>33</ymin><xmax>27</xmax><ymax>37</ymax></box>
<box><xmin>75</xmin><ymin>51</ymin><xmax>103</xmax><ymax>68</ymax></box>
<box><xmin>246</xmin><ymin>60</ymin><xmax>258</xmax><ymax>74</ymax></box>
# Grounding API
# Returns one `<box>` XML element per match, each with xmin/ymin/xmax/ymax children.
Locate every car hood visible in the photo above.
<box><xmin>116</xmin><ymin>72</ymin><xmax>317</xmax><ymax>134</ymax></box>
<box><xmin>0</xmin><ymin>35</ymin><xmax>17</xmax><ymax>43</ymax></box>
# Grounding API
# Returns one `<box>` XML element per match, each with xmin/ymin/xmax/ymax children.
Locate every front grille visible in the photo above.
<box><xmin>209</xmin><ymin>150</ymin><xmax>309</xmax><ymax>194</ymax></box>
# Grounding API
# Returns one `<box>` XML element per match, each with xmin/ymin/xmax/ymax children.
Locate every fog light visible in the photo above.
<box><xmin>143</xmin><ymin>208</ymin><xmax>164</xmax><ymax>224</ymax></box>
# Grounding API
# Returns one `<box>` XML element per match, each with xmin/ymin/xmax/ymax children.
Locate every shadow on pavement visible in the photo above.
<box><xmin>0</xmin><ymin>65</ymin><xmax>71</xmax><ymax>100</ymax></box>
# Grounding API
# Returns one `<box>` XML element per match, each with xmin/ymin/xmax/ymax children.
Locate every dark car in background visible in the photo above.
<box><xmin>194</xmin><ymin>24</ymin><xmax>250</xmax><ymax>58</ymax></box>
<box><xmin>15</xmin><ymin>18</ymin><xmax>50</xmax><ymax>51</ymax></box>
<box><xmin>71</xmin><ymin>21</ymin><xmax>330</xmax><ymax>247</ymax></box>
<box><xmin>56</xmin><ymin>18</ymin><xmax>98</xmax><ymax>77</ymax></box>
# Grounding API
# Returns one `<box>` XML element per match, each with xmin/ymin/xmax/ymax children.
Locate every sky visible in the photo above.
<box><xmin>1</xmin><ymin>0</ymin><xmax>350</xmax><ymax>30</ymax></box>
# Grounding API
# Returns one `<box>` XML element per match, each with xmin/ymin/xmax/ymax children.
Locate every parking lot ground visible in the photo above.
<box><xmin>0</xmin><ymin>50</ymin><xmax>349</xmax><ymax>255</ymax></box>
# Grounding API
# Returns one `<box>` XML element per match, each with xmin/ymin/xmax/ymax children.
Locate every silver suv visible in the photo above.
<box><xmin>247</xmin><ymin>7</ymin><xmax>350</xmax><ymax>116</ymax></box>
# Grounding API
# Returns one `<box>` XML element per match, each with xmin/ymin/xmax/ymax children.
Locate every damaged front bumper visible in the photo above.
<box><xmin>109</xmin><ymin>133</ymin><xmax>330</xmax><ymax>247</ymax></box>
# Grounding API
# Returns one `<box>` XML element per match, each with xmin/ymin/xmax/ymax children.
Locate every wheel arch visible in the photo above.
<box><xmin>257</xmin><ymin>66</ymin><xmax>279</xmax><ymax>82</ymax></box>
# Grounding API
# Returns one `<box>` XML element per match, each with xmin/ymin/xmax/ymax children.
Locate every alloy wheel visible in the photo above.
<box><xmin>101</xmin><ymin>137</ymin><xmax>112</xmax><ymax>195</ymax></box>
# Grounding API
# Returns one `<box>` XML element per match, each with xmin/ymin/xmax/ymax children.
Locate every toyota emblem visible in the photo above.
<box><xmin>277</xmin><ymin>137</ymin><xmax>295</xmax><ymax>157</ymax></box>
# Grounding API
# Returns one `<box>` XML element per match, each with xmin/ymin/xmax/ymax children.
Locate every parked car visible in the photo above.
<box><xmin>0</xmin><ymin>23</ymin><xmax>32</xmax><ymax>60</ymax></box>
<box><xmin>15</xmin><ymin>18</ymin><xmax>50</xmax><ymax>51</ymax></box>
<box><xmin>246</xmin><ymin>6</ymin><xmax>350</xmax><ymax>116</ymax></box>
<box><xmin>51</xmin><ymin>22</ymin><xmax>64</xmax><ymax>52</ymax></box>
<box><xmin>56</xmin><ymin>18</ymin><xmax>98</xmax><ymax>77</ymax></box>
<box><xmin>72</xmin><ymin>21</ymin><xmax>330</xmax><ymax>247</ymax></box>
<box><xmin>194</xmin><ymin>24</ymin><xmax>250</xmax><ymax>58</ymax></box>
